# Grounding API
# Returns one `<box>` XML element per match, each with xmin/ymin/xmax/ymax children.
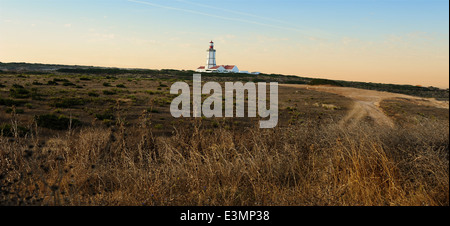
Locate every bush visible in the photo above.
<box><xmin>88</xmin><ymin>91</ymin><xmax>100</xmax><ymax>97</ymax></box>
<box><xmin>0</xmin><ymin>98</ymin><xmax>26</xmax><ymax>106</ymax></box>
<box><xmin>47</xmin><ymin>80</ymin><xmax>58</xmax><ymax>85</ymax></box>
<box><xmin>5</xmin><ymin>108</ymin><xmax>24</xmax><ymax>114</ymax></box>
<box><xmin>153</xmin><ymin>97</ymin><xmax>171</xmax><ymax>106</ymax></box>
<box><xmin>30</xmin><ymin>87</ymin><xmax>44</xmax><ymax>100</ymax></box>
<box><xmin>103</xmin><ymin>90</ymin><xmax>117</xmax><ymax>95</ymax></box>
<box><xmin>0</xmin><ymin>123</ymin><xmax>29</xmax><ymax>137</ymax></box>
<box><xmin>53</xmin><ymin>78</ymin><xmax>69</xmax><ymax>82</ymax></box>
<box><xmin>309</xmin><ymin>79</ymin><xmax>343</xmax><ymax>87</ymax></box>
<box><xmin>35</xmin><ymin>114</ymin><xmax>81</xmax><ymax>130</ymax></box>
<box><xmin>147</xmin><ymin>107</ymin><xmax>159</xmax><ymax>113</ymax></box>
<box><xmin>51</xmin><ymin>97</ymin><xmax>86</xmax><ymax>108</ymax></box>
<box><xmin>116</xmin><ymin>84</ymin><xmax>126</xmax><ymax>88</ymax></box>
<box><xmin>79</xmin><ymin>76</ymin><xmax>91</xmax><ymax>81</ymax></box>
<box><xmin>95</xmin><ymin>109</ymin><xmax>115</xmax><ymax>121</ymax></box>
<box><xmin>284</xmin><ymin>80</ymin><xmax>307</xmax><ymax>84</ymax></box>
<box><xmin>9</xmin><ymin>86</ymin><xmax>31</xmax><ymax>99</ymax></box>
<box><xmin>146</xmin><ymin>90</ymin><xmax>163</xmax><ymax>95</ymax></box>
<box><xmin>63</xmin><ymin>81</ymin><xmax>76</xmax><ymax>87</ymax></box>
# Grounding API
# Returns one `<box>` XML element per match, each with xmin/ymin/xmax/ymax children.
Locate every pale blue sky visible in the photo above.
<box><xmin>1</xmin><ymin>0</ymin><xmax>449</xmax><ymax>87</ymax></box>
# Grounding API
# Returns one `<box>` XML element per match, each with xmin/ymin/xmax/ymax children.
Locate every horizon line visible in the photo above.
<box><xmin>0</xmin><ymin>60</ymin><xmax>448</xmax><ymax>89</ymax></box>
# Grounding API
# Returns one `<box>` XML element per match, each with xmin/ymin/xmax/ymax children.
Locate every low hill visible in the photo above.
<box><xmin>1</xmin><ymin>62</ymin><xmax>448</xmax><ymax>100</ymax></box>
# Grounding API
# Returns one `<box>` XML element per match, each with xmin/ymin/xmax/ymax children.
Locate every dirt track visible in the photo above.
<box><xmin>281</xmin><ymin>84</ymin><xmax>449</xmax><ymax>127</ymax></box>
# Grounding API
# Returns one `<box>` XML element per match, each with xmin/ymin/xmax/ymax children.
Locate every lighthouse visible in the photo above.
<box><xmin>196</xmin><ymin>41</ymin><xmax>246</xmax><ymax>73</ymax></box>
<box><xmin>206</xmin><ymin>41</ymin><xmax>216</xmax><ymax>69</ymax></box>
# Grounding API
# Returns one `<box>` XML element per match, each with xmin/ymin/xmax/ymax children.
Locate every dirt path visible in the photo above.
<box><xmin>281</xmin><ymin>84</ymin><xmax>449</xmax><ymax>127</ymax></box>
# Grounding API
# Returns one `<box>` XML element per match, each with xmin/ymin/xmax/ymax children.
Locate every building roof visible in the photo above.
<box><xmin>210</xmin><ymin>66</ymin><xmax>224</xmax><ymax>70</ymax></box>
<box><xmin>197</xmin><ymin>65</ymin><xmax>238</xmax><ymax>71</ymax></box>
<box><xmin>223</xmin><ymin>65</ymin><xmax>236</xmax><ymax>70</ymax></box>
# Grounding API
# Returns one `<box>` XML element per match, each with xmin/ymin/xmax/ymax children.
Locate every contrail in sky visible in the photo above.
<box><xmin>175</xmin><ymin>0</ymin><xmax>290</xmax><ymax>25</ymax></box>
<box><xmin>126</xmin><ymin>0</ymin><xmax>330</xmax><ymax>40</ymax></box>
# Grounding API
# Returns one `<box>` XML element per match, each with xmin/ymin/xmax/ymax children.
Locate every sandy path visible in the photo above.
<box><xmin>281</xmin><ymin>84</ymin><xmax>449</xmax><ymax>127</ymax></box>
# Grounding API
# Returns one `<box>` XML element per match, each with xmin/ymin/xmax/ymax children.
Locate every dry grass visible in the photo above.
<box><xmin>1</xmin><ymin>115</ymin><xmax>448</xmax><ymax>206</ymax></box>
<box><xmin>0</xmin><ymin>74</ymin><xmax>448</xmax><ymax>206</ymax></box>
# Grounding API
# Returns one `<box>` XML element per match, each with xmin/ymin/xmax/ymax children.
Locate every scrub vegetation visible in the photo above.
<box><xmin>0</xmin><ymin>65</ymin><xmax>448</xmax><ymax>206</ymax></box>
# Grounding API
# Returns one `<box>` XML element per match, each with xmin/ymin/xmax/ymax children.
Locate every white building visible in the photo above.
<box><xmin>195</xmin><ymin>41</ymin><xmax>241</xmax><ymax>73</ymax></box>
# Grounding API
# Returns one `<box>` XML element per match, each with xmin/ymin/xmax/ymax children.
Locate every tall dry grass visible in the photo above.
<box><xmin>0</xmin><ymin>116</ymin><xmax>448</xmax><ymax>206</ymax></box>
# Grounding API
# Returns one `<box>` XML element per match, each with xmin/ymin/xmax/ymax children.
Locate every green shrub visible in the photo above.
<box><xmin>9</xmin><ymin>86</ymin><xmax>31</xmax><ymax>99</ymax></box>
<box><xmin>102</xmin><ymin>119</ymin><xmax>114</xmax><ymax>126</ymax></box>
<box><xmin>53</xmin><ymin>78</ymin><xmax>69</xmax><ymax>82</ymax></box>
<box><xmin>116</xmin><ymin>84</ymin><xmax>126</xmax><ymax>88</ymax></box>
<box><xmin>88</xmin><ymin>91</ymin><xmax>100</xmax><ymax>97</ymax></box>
<box><xmin>63</xmin><ymin>81</ymin><xmax>76</xmax><ymax>86</ymax></box>
<box><xmin>95</xmin><ymin>109</ymin><xmax>115</xmax><ymax>121</ymax></box>
<box><xmin>47</xmin><ymin>80</ymin><xmax>58</xmax><ymax>85</ymax></box>
<box><xmin>25</xmin><ymin>103</ymin><xmax>33</xmax><ymax>109</ymax></box>
<box><xmin>35</xmin><ymin>114</ymin><xmax>81</xmax><ymax>130</ymax></box>
<box><xmin>0</xmin><ymin>123</ymin><xmax>30</xmax><ymax>137</ymax></box>
<box><xmin>5</xmin><ymin>108</ymin><xmax>24</xmax><ymax>114</ymax></box>
<box><xmin>153</xmin><ymin>97</ymin><xmax>171</xmax><ymax>106</ymax></box>
<box><xmin>51</xmin><ymin>97</ymin><xmax>86</xmax><ymax>108</ymax></box>
<box><xmin>30</xmin><ymin>87</ymin><xmax>44</xmax><ymax>100</ymax></box>
<box><xmin>103</xmin><ymin>90</ymin><xmax>117</xmax><ymax>95</ymax></box>
<box><xmin>103</xmin><ymin>82</ymin><xmax>112</xmax><ymax>87</ymax></box>
<box><xmin>211</xmin><ymin>120</ymin><xmax>220</xmax><ymax>128</ymax></box>
<box><xmin>309</xmin><ymin>79</ymin><xmax>343</xmax><ymax>87</ymax></box>
<box><xmin>53</xmin><ymin>108</ymin><xmax>63</xmax><ymax>114</ymax></box>
<box><xmin>0</xmin><ymin>98</ymin><xmax>26</xmax><ymax>106</ymax></box>
<box><xmin>147</xmin><ymin>107</ymin><xmax>160</xmax><ymax>113</ymax></box>
<box><xmin>284</xmin><ymin>80</ymin><xmax>307</xmax><ymax>84</ymax></box>
<box><xmin>127</xmin><ymin>95</ymin><xmax>137</xmax><ymax>102</ymax></box>
<box><xmin>79</xmin><ymin>76</ymin><xmax>91</xmax><ymax>81</ymax></box>
<box><xmin>146</xmin><ymin>90</ymin><xmax>163</xmax><ymax>95</ymax></box>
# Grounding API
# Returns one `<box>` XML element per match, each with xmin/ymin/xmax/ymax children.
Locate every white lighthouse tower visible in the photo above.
<box><xmin>206</xmin><ymin>41</ymin><xmax>216</xmax><ymax>69</ymax></box>
<box><xmin>196</xmin><ymin>41</ymin><xmax>243</xmax><ymax>73</ymax></box>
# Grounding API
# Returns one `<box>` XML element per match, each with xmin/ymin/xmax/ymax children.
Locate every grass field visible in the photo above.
<box><xmin>0</xmin><ymin>72</ymin><xmax>448</xmax><ymax>206</ymax></box>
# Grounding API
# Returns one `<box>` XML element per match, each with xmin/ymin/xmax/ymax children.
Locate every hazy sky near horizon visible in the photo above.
<box><xmin>0</xmin><ymin>0</ymin><xmax>448</xmax><ymax>88</ymax></box>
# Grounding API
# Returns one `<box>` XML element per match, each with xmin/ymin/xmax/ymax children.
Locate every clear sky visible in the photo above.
<box><xmin>0</xmin><ymin>0</ymin><xmax>448</xmax><ymax>88</ymax></box>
